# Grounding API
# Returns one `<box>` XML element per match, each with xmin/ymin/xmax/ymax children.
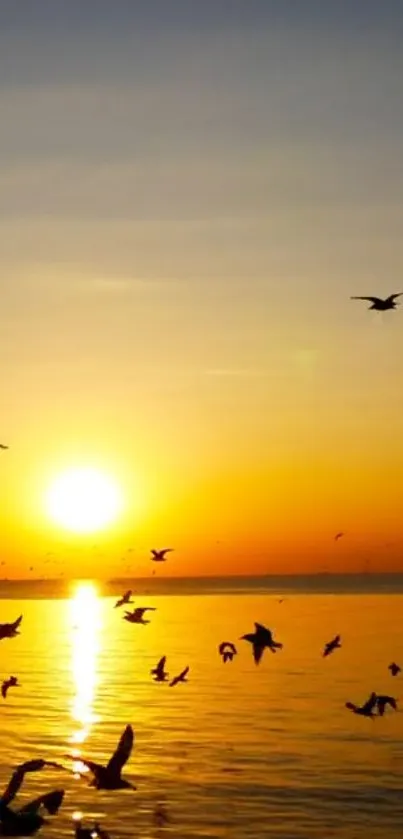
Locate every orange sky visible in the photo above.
<box><xmin>1</xmin><ymin>3</ymin><xmax>403</xmax><ymax>578</ymax></box>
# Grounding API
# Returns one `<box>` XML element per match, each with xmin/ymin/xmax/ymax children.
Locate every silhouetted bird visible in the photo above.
<box><xmin>2</xmin><ymin>676</ymin><xmax>20</xmax><ymax>699</ymax></box>
<box><xmin>389</xmin><ymin>662</ymin><xmax>401</xmax><ymax>677</ymax></box>
<box><xmin>0</xmin><ymin>760</ymin><xmax>64</xmax><ymax>836</ymax></box>
<box><xmin>0</xmin><ymin>444</ymin><xmax>8</xmax><ymax>450</ymax></box>
<box><xmin>114</xmin><ymin>590</ymin><xmax>133</xmax><ymax>609</ymax></box>
<box><xmin>74</xmin><ymin>819</ymin><xmax>111</xmax><ymax>838</ymax></box>
<box><xmin>345</xmin><ymin>692</ymin><xmax>377</xmax><ymax>717</ymax></box>
<box><xmin>66</xmin><ymin>725</ymin><xmax>135</xmax><ymax>790</ymax></box>
<box><xmin>334</xmin><ymin>532</ymin><xmax>344</xmax><ymax>541</ymax></box>
<box><xmin>350</xmin><ymin>293</ymin><xmax>402</xmax><ymax>311</ymax></box>
<box><xmin>218</xmin><ymin>642</ymin><xmax>237</xmax><ymax>663</ymax></box>
<box><xmin>170</xmin><ymin>666</ymin><xmax>189</xmax><ymax>687</ymax></box>
<box><xmin>375</xmin><ymin>695</ymin><xmax>398</xmax><ymax>716</ymax></box>
<box><xmin>151</xmin><ymin>656</ymin><xmax>168</xmax><ymax>682</ymax></box>
<box><xmin>0</xmin><ymin>615</ymin><xmax>22</xmax><ymax>641</ymax></box>
<box><xmin>323</xmin><ymin>635</ymin><xmax>341</xmax><ymax>657</ymax></box>
<box><xmin>240</xmin><ymin>623</ymin><xmax>283</xmax><ymax>664</ymax></box>
<box><xmin>151</xmin><ymin>549</ymin><xmax>173</xmax><ymax>562</ymax></box>
<box><xmin>123</xmin><ymin>607</ymin><xmax>155</xmax><ymax>625</ymax></box>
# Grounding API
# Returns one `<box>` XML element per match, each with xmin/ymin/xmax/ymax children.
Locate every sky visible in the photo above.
<box><xmin>1</xmin><ymin>1</ymin><xmax>403</xmax><ymax>578</ymax></box>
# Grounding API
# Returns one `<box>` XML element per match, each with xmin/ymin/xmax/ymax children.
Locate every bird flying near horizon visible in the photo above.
<box><xmin>0</xmin><ymin>444</ymin><xmax>8</xmax><ymax>450</ymax></box>
<box><xmin>65</xmin><ymin>724</ymin><xmax>135</xmax><ymax>790</ymax></box>
<box><xmin>0</xmin><ymin>759</ymin><xmax>65</xmax><ymax>836</ymax></box>
<box><xmin>389</xmin><ymin>662</ymin><xmax>401</xmax><ymax>677</ymax></box>
<box><xmin>151</xmin><ymin>656</ymin><xmax>169</xmax><ymax>682</ymax></box>
<box><xmin>350</xmin><ymin>293</ymin><xmax>402</xmax><ymax>310</ymax></box>
<box><xmin>323</xmin><ymin>635</ymin><xmax>341</xmax><ymax>657</ymax></box>
<box><xmin>240</xmin><ymin>623</ymin><xmax>283</xmax><ymax>664</ymax></box>
<box><xmin>0</xmin><ymin>615</ymin><xmax>22</xmax><ymax>640</ymax></box>
<box><xmin>151</xmin><ymin>549</ymin><xmax>173</xmax><ymax>562</ymax></box>
<box><xmin>218</xmin><ymin>642</ymin><xmax>237</xmax><ymax>663</ymax></box>
<box><xmin>2</xmin><ymin>676</ymin><xmax>20</xmax><ymax>699</ymax></box>
<box><xmin>114</xmin><ymin>590</ymin><xmax>133</xmax><ymax>608</ymax></box>
<box><xmin>170</xmin><ymin>666</ymin><xmax>189</xmax><ymax>687</ymax></box>
<box><xmin>123</xmin><ymin>607</ymin><xmax>156</xmax><ymax>625</ymax></box>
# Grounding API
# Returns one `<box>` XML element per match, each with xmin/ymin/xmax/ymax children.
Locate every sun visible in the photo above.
<box><xmin>45</xmin><ymin>467</ymin><xmax>122</xmax><ymax>534</ymax></box>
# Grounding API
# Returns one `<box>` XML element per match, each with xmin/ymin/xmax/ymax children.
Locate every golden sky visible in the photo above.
<box><xmin>1</xmin><ymin>2</ymin><xmax>403</xmax><ymax>577</ymax></box>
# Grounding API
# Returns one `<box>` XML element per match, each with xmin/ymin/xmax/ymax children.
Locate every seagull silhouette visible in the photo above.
<box><xmin>323</xmin><ymin>635</ymin><xmax>341</xmax><ymax>657</ymax></box>
<box><xmin>2</xmin><ymin>675</ymin><xmax>20</xmax><ymax>699</ymax></box>
<box><xmin>123</xmin><ymin>607</ymin><xmax>156</xmax><ymax>625</ymax></box>
<box><xmin>0</xmin><ymin>760</ymin><xmax>65</xmax><ymax>836</ymax></box>
<box><xmin>151</xmin><ymin>656</ymin><xmax>169</xmax><ymax>682</ymax></box>
<box><xmin>389</xmin><ymin>662</ymin><xmax>401</xmax><ymax>677</ymax></box>
<box><xmin>151</xmin><ymin>549</ymin><xmax>173</xmax><ymax>562</ymax></box>
<box><xmin>114</xmin><ymin>590</ymin><xmax>133</xmax><ymax>609</ymax></box>
<box><xmin>170</xmin><ymin>666</ymin><xmax>189</xmax><ymax>687</ymax></box>
<box><xmin>350</xmin><ymin>293</ymin><xmax>402</xmax><ymax>311</ymax></box>
<box><xmin>66</xmin><ymin>725</ymin><xmax>135</xmax><ymax>790</ymax></box>
<box><xmin>218</xmin><ymin>642</ymin><xmax>237</xmax><ymax>663</ymax></box>
<box><xmin>0</xmin><ymin>615</ymin><xmax>22</xmax><ymax>641</ymax></box>
<box><xmin>240</xmin><ymin>623</ymin><xmax>283</xmax><ymax>664</ymax></box>
<box><xmin>345</xmin><ymin>692</ymin><xmax>378</xmax><ymax>717</ymax></box>
<box><xmin>0</xmin><ymin>444</ymin><xmax>8</xmax><ymax>450</ymax></box>
<box><xmin>334</xmin><ymin>532</ymin><xmax>344</xmax><ymax>542</ymax></box>
<box><xmin>375</xmin><ymin>695</ymin><xmax>398</xmax><ymax>716</ymax></box>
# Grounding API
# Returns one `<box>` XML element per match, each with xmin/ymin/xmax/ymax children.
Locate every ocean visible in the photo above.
<box><xmin>0</xmin><ymin>575</ymin><xmax>402</xmax><ymax>838</ymax></box>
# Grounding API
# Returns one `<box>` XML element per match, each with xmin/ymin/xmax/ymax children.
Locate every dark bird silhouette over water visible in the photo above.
<box><xmin>0</xmin><ymin>444</ymin><xmax>8</xmax><ymax>450</ymax></box>
<box><xmin>389</xmin><ymin>662</ymin><xmax>401</xmax><ymax>676</ymax></box>
<box><xmin>350</xmin><ymin>293</ymin><xmax>402</xmax><ymax>311</ymax></box>
<box><xmin>240</xmin><ymin>623</ymin><xmax>283</xmax><ymax>664</ymax></box>
<box><xmin>123</xmin><ymin>607</ymin><xmax>155</xmax><ymax>625</ymax></box>
<box><xmin>375</xmin><ymin>695</ymin><xmax>398</xmax><ymax>716</ymax></box>
<box><xmin>151</xmin><ymin>656</ymin><xmax>168</xmax><ymax>682</ymax></box>
<box><xmin>345</xmin><ymin>692</ymin><xmax>377</xmax><ymax>717</ymax></box>
<box><xmin>151</xmin><ymin>549</ymin><xmax>173</xmax><ymax>562</ymax></box>
<box><xmin>67</xmin><ymin>725</ymin><xmax>135</xmax><ymax>790</ymax></box>
<box><xmin>334</xmin><ymin>532</ymin><xmax>344</xmax><ymax>542</ymax></box>
<box><xmin>2</xmin><ymin>676</ymin><xmax>19</xmax><ymax>698</ymax></box>
<box><xmin>218</xmin><ymin>642</ymin><xmax>237</xmax><ymax>663</ymax></box>
<box><xmin>170</xmin><ymin>666</ymin><xmax>189</xmax><ymax>687</ymax></box>
<box><xmin>0</xmin><ymin>760</ymin><xmax>65</xmax><ymax>836</ymax></box>
<box><xmin>114</xmin><ymin>590</ymin><xmax>133</xmax><ymax>609</ymax></box>
<box><xmin>323</xmin><ymin>635</ymin><xmax>341</xmax><ymax>657</ymax></box>
<box><xmin>0</xmin><ymin>615</ymin><xmax>22</xmax><ymax>641</ymax></box>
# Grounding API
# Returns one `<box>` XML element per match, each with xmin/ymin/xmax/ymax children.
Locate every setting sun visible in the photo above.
<box><xmin>45</xmin><ymin>468</ymin><xmax>123</xmax><ymax>534</ymax></box>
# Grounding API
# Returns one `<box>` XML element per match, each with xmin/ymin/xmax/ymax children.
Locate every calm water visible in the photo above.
<box><xmin>1</xmin><ymin>577</ymin><xmax>403</xmax><ymax>838</ymax></box>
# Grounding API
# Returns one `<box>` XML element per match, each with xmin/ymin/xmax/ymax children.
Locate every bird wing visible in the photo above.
<box><xmin>158</xmin><ymin>656</ymin><xmax>166</xmax><ymax>671</ymax></box>
<box><xmin>18</xmin><ymin>789</ymin><xmax>65</xmax><ymax>816</ymax></box>
<box><xmin>388</xmin><ymin>293</ymin><xmax>403</xmax><ymax>301</ymax></box>
<box><xmin>114</xmin><ymin>598</ymin><xmax>123</xmax><ymax>608</ymax></box>
<box><xmin>106</xmin><ymin>725</ymin><xmax>134</xmax><ymax>774</ymax></box>
<box><xmin>180</xmin><ymin>667</ymin><xmax>189</xmax><ymax>679</ymax></box>
<box><xmin>253</xmin><ymin>643</ymin><xmax>265</xmax><ymax>664</ymax></box>
<box><xmin>254</xmin><ymin>622</ymin><xmax>272</xmax><ymax>640</ymax></box>
<box><xmin>1</xmin><ymin>681</ymin><xmax>8</xmax><ymax>698</ymax></box>
<box><xmin>11</xmin><ymin>615</ymin><xmax>23</xmax><ymax>631</ymax></box>
<box><xmin>77</xmin><ymin>758</ymin><xmax>105</xmax><ymax>778</ymax></box>
<box><xmin>1</xmin><ymin>760</ymin><xmax>48</xmax><ymax>805</ymax></box>
<box><xmin>350</xmin><ymin>296</ymin><xmax>380</xmax><ymax>303</ymax></box>
<box><xmin>362</xmin><ymin>692</ymin><xmax>377</xmax><ymax>713</ymax></box>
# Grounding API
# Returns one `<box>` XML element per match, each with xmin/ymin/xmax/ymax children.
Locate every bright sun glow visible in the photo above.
<box><xmin>69</xmin><ymin>581</ymin><xmax>101</xmax><ymax>775</ymax></box>
<box><xmin>45</xmin><ymin>467</ymin><xmax>122</xmax><ymax>533</ymax></box>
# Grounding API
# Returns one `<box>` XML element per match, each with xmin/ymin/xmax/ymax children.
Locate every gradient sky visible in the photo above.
<box><xmin>1</xmin><ymin>1</ymin><xmax>403</xmax><ymax>578</ymax></box>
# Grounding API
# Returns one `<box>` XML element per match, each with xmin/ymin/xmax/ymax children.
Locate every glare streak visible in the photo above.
<box><xmin>69</xmin><ymin>582</ymin><xmax>101</xmax><ymax>774</ymax></box>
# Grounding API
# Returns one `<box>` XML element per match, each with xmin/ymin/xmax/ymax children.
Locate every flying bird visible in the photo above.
<box><xmin>0</xmin><ymin>760</ymin><xmax>65</xmax><ymax>836</ymax></box>
<box><xmin>350</xmin><ymin>293</ymin><xmax>402</xmax><ymax>311</ymax></box>
<box><xmin>151</xmin><ymin>656</ymin><xmax>169</xmax><ymax>682</ymax></box>
<box><xmin>323</xmin><ymin>635</ymin><xmax>341</xmax><ymax>657</ymax></box>
<box><xmin>123</xmin><ymin>607</ymin><xmax>156</xmax><ymax>625</ymax></box>
<box><xmin>240</xmin><ymin>623</ymin><xmax>283</xmax><ymax>664</ymax></box>
<box><xmin>389</xmin><ymin>662</ymin><xmax>401</xmax><ymax>677</ymax></box>
<box><xmin>170</xmin><ymin>666</ymin><xmax>189</xmax><ymax>687</ymax></box>
<box><xmin>218</xmin><ymin>642</ymin><xmax>237</xmax><ymax>663</ymax></box>
<box><xmin>2</xmin><ymin>675</ymin><xmax>20</xmax><ymax>699</ymax></box>
<box><xmin>334</xmin><ymin>532</ymin><xmax>344</xmax><ymax>542</ymax></box>
<box><xmin>375</xmin><ymin>695</ymin><xmax>398</xmax><ymax>716</ymax></box>
<box><xmin>0</xmin><ymin>615</ymin><xmax>22</xmax><ymax>640</ymax></box>
<box><xmin>345</xmin><ymin>692</ymin><xmax>378</xmax><ymax>717</ymax></box>
<box><xmin>114</xmin><ymin>590</ymin><xmax>133</xmax><ymax>609</ymax></box>
<box><xmin>66</xmin><ymin>724</ymin><xmax>135</xmax><ymax>790</ymax></box>
<box><xmin>151</xmin><ymin>549</ymin><xmax>173</xmax><ymax>562</ymax></box>
<box><xmin>0</xmin><ymin>444</ymin><xmax>8</xmax><ymax>450</ymax></box>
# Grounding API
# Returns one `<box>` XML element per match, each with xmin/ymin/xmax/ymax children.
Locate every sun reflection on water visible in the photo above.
<box><xmin>69</xmin><ymin>581</ymin><xmax>101</xmax><ymax>773</ymax></box>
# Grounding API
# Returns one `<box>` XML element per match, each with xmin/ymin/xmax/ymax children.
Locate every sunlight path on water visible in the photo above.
<box><xmin>68</xmin><ymin>581</ymin><xmax>101</xmax><ymax>775</ymax></box>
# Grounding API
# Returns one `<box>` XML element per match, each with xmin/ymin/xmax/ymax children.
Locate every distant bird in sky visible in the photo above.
<box><xmin>123</xmin><ymin>607</ymin><xmax>155</xmax><ymax>625</ymax></box>
<box><xmin>345</xmin><ymin>692</ymin><xmax>377</xmax><ymax>717</ymax></box>
<box><xmin>350</xmin><ymin>293</ymin><xmax>402</xmax><ymax>311</ymax></box>
<box><xmin>389</xmin><ymin>662</ymin><xmax>401</xmax><ymax>677</ymax></box>
<box><xmin>323</xmin><ymin>635</ymin><xmax>341</xmax><ymax>657</ymax></box>
<box><xmin>2</xmin><ymin>675</ymin><xmax>20</xmax><ymax>699</ymax></box>
<box><xmin>375</xmin><ymin>695</ymin><xmax>398</xmax><ymax>716</ymax></box>
<box><xmin>0</xmin><ymin>444</ymin><xmax>8</xmax><ymax>450</ymax></box>
<box><xmin>151</xmin><ymin>549</ymin><xmax>173</xmax><ymax>562</ymax></box>
<box><xmin>170</xmin><ymin>666</ymin><xmax>189</xmax><ymax>687</ymax></box>
<box><xmin>114</xmin><ymin>590</ymin><xmax>133</xmax><ymax>609</ymax></box>
<box><xmin>66</xmin><ymin>725</ymin><xmax>135</xmax><ymax>790</ymax></box>
<box><xmin>218</xmin><ymin>642</ymin><xmax>237</xmax><ymax>663</ymax></box>
<box><xmin>0</xmin><ymin>615</ymin><xmax>22</xmax><ymax>640</ymax></box>
<box><xmin>151</xmin><ymin>656</ymin><xmax>169</xmax><ymax>682</ymax></box>
<box><xmin>334</xmin><ymin>532</ymin><xmax>344</xmax><ymax>542</ymax></box>
<box><xmin>0</xmin><ymin>759</ymin><xmax>65</xmax><ymax>836</ymax></box>
<box><xmin>240</xmin><ymin>623</ymin><xmax>283</xmax><ymax>664</ymax></box>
